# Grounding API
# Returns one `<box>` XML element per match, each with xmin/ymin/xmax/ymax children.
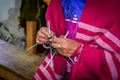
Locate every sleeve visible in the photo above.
<box><xmin>45</xmin><ymin>0</ymin><xmax>66</xmax><ymax>37</ymax></box>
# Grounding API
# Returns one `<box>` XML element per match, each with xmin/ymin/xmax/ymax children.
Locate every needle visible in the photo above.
<box><xmin>26</xmin><ymin>21</ymin><xmax>51</xmax><ymax>51</ymax></box>
<box><xmin>68</xmin><ymin>57</ymin><xmax>75</xmax><ymax>64</ymax></box>
<box><xmin>26</xmin><ymin>21</ymin><xmax>52</xmax><ymax>52</ymax></box>
<box><xmin>43</xmin><ymin>50</ymin><xmax>57</xmax><ymax>71</ymax></box>
<box><xmin>47</xmin><ymin>21</ymin><xmax>53</xmax><ymax>59</ymax></box>
<box><xmin>63</xmin><ymin>31</ymin><xmax>75</xmax><ymax>64</ymax></box>
<box><xmin>26</xmin><ymin>44</ymin><xmax>38</xmax><ymax>51</ymax></box>
<box><xmin>47</xmin><ymin>21</ymin><xmax>51</xmax><ymax>35</ymax></box>
<box><xmin>43</xmin><ymin>31</ymin><xmax>70</xmax><ymax>71</ymax></box>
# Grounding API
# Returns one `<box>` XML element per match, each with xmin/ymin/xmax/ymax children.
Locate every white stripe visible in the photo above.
<box><xmin>39</xmin><ymin>65</ymin><xmax>54</xmax><ymax>80</ymax></box>
<box><xmin>45</xmin><ymin>56</ymin><xmax>50</xmax><ymax>64</ymax></box>
<box><xmin>34</xmin><ymin>73</ymin><xmax>42</xmax><ymax>80</ymax></box>
<box><xmin>78</xmin><ymin>22</ymin><xmax>120</xmax><ymax>48</ymax></box>
<box><xmin>45</xmin><ymin>56</ymin><xmax>53</xmax><ymax>70</ymax></box>
<box><xmin>96</xmin><ymin>38</ymin><xmax>120</xmax><ymax>62</ymax></box>
<box><xmin>105</xmin><ymin>32</ymin><xmax>120</xmax><ymax>47</ymax></box>
<box><xmin>45</xmin><ymin>55</ymin><xmax>62</xmax><ymax>80</ymax></box>
<box><xmin>54</xmin><ymin>73</ymin><xmax>62</xmax><ymax>80</ymax></box>
<box><xmin>65</xmin><ymin>19</ymin><xmax>71</xmax><ymax>22</ymax></box>
<box><xmin>65</xmin><ymin>19</ymin><xmax>78</xmax><ymax>23</ymax></box>
<box><xmin>76</xmin><ymin>32</ymin><xmax>99</xmax><ymax>41</ymax></box>
<box><xmin>76</xmin><ymin>22</ymin><xmax>120</xmax><ymax>62</ymax></box>
<box><xmin>48</xmin><ymin>60</ymin><xmax>62</xmax><ymax>80</ymax></box>
<box><xmin>73</xmin><ymin>17</ymin><xmax>78</xmax><ymax>21</ymax></box>
<box><xmin>96</xmin><ymin>38</ymin><xmax>115</xmax><ymax>52</ymax></box>
<box><xmin>78</xmin><ymin>22</ymin><xmax>107</xmax><ymax>33</ymax></box>
<box><xmin>67</xmin><ymin>61</ymin><xmax>72</xmax><ymax>73</ymax></box>
<box><xmin>104</xmin><ymin>51</ymin><xmax>118</xmax><ymax>80</ymax></box>
<box><xmin>114</xmin><ymin>52</ymin><xmax>120</xmax><ymax>63</ymax></box>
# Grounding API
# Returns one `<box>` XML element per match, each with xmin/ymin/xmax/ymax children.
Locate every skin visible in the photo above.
<box><xmin>39</xmin><ymin>0</ymin><xmax>81</xmax><ymax>56</ymax></box>
<box><xmin>36</xmin><ymin>27</ymin><xmax>80</xmax><ymax>57</ymax></box>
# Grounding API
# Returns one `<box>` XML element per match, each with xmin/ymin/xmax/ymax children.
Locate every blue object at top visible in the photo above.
<box><xmin>62</xmin><ymin>0</ymin><xmax>86</xmax><ymax>21</ymax></box>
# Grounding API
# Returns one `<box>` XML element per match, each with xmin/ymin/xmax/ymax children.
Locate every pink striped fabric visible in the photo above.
<box><xmin>70</xmin><ymin>0</ymin><xmax>120</xmax><ymax>79</ymax></box>
<box><xmin>32</xmin><ymin>54</ymin><xmax>67</xmax><ymax>80</ymax></box>
<box><xmin>74</xmin><ymin>21</ymin><xmax>120</xmax><ymax>80</ymax></box>
<box><xmin>76</xmin><ymin>22</ymin><xmax>120</xmax><ymax>61</ymax></box>
<box><xmin>33</xmin><ymin>0</ymin><xmax>120</xmax><ymax>80</ymax></box>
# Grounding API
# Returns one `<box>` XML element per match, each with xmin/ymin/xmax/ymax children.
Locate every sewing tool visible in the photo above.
<box><xmin>43</xmin><ymin>31</ymin><xmax>70</xmax><ymax>71</ymax></box>
<box><xmin>26</xmin><ymin>44</ymin><xmax>38</xmax><ymax>51</ymax></box>
<box><xmin>47</xmin><ymin>21</ymin><xmax>54</xmax><ymax>60</ymax></box>
<box><xmin>63</xmin><ymin>31</ymin><xmax>75</xmax><ymax>64</ymax></box>
<box><xmin>26</xmin><ymin>21</ymin><xmax>53</xmax><ymax>52</ymax></box>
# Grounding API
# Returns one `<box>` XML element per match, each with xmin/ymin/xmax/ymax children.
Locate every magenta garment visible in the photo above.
<box><xmin>45</xmin><ymin>0</ymin><xmax>66</xmax><ymax>37</ymax></box>
<box><xmin>33</xmin><ymin>0</ymin><xmax>120</xmax><ymax>80</ymax></box>
<box><xmin>70</xmin><ymin>0</ymin><xmax>120</xmax><ymax>80</ymax></box>
<box><xmin>33</xmin><ymin>0</ymin><xmax>68</xmax><ymax>80</ymax></box>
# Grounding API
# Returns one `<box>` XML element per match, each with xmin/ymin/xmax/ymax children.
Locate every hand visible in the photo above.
<box><xmin>36</xmin><ymin>27</ymin><xmax>54</xmax><ymax>44</ymax></box>
<box><xmin>51</xmin><ymin>36</ymin><xmax>80</xmax><ymax>57</ymax></box>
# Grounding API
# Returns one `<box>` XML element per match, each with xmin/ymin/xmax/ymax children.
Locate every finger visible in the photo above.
<box><xmin>52</xmin><ymin>43</ymin><xmax>61</xmax><ymax>49</ymax></box>
<box><xmin>39</xmin><ymin>28</ymin><xmax>50</xmax><ymax>38</ymax></box>
<box><xmin>36</xmin><ymin>33</ymin><xmax>48</xmax><ymax>44</ymax></box>
<box><xmin>37</xmin><ymin>32</ymin><xmax>48</xmax><ymax>39</ymax></box>
<box><xmin>59</xmin><ymin>35</ymin><xmax>64</xmax><ymax>38</ymax></box>
<box><xmin>36</xmin><ymin>33</ymin><xmax>48</xmax><ymax>43</ymax></box>
<box><xmin>50</xmin><ymin>37</ymin><xmax>63</xmax><ymax>43</ymax></box>
<box><xmin>36</xmin><ymin>38</ymin><xmax>48</xmax><ymax>44</ymax></box>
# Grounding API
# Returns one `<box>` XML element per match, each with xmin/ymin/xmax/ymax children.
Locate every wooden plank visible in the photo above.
<box><xmin>26</xmin><ymin>21</ymin><xmax>37</xmax><ymax>54</ymax></box>
<box><xmin>0</xmin><ymin>40</ymin><xmax>43</xmax><ymax>80</ymax></box>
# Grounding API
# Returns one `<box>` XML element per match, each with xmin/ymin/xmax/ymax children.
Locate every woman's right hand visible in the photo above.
<box><xmin>36</xmin><ymin>27</ymin><xmax>53</xmax><ymax>45</ymax></box>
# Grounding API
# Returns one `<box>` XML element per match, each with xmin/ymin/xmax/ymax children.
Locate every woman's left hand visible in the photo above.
<box><xmin>50</xmin><ymin>36</ymin><xmax>80</xmax><ymax>57</ymax></box>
